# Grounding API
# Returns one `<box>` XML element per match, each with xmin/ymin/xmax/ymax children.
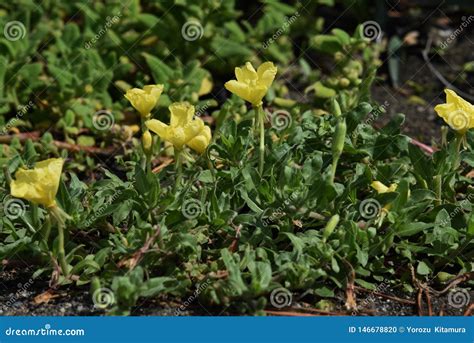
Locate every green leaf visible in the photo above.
<box><xmin>417</xmin><ymin>261</ymin><xmax>431</xmax><ymax>275</ymax></box>
<box><xmin>311</xmin><ymin>35</ymin><xmax>343</xmax><ymax>54</ymax></box>
<box><xmin>143</xmin><ymin>53</ymin><xmax>174</xmax><ymax>85</ymax></box>
<box><xmin>314</xmin><ymin>286</ymin><xmax>335</xmax><ymax>297</ymax></box>
<box><xmin>397</xmin><ymin>222</ymin><xmax>432</xmax><ymax>237</ymax></box>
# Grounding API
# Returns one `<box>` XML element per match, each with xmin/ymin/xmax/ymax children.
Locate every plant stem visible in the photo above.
<box><xmin>453</xmin><ymin>132</ymin><xmax>465</xmax><ymax>170</ymax></box>
<box><xmin>256</xmin><ymin>105</ymin><xmax>265</xmax><ymax>175</ymax></box>
<box><xmin>330</xmin><ymin>118</ymin><xmax>347</xmax><ymax>184</ymax></box>
<box><xmin>174</xmin><ymin>148</ymin><xmax>183</xmax><ymax>192</ymax></box>
<box><xmin>49</xmin><ymin>206</ymin><xmax>69</xmax><ymax>278</ymax></box>
<box><xmin>57</xmin><ymin>220</ymin><xmax>69</xmax><ymax>277</ymax></box>
<box><xmin>330</xmin><ymin>155</ymin><xmax>340</xmax><ymax>184</ymax></box>
<box><xmin>141</xmin><ymin>117</ymin><xmax>149</xmax><ymax>172</ymax></box>
<box><xmin>145</xmin><ymin>148</ymin><xmax>152</xmax><ymax>174</ymax></box>
<box><xmin>434</xmin><ymin>174</ymin><xmax>442</xmax><ymax>206</ymax></box>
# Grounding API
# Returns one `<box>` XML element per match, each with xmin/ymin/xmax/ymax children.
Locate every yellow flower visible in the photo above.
<box><xmin>224</xmin><ymin>61</ymin><xmax>277</xmax><ymax>106</ymax></box>
<box><xmin>371</xmin><ymin>181</ymin><xmax>398</xmax><ymax>214</ymax></box>
<box><xmin>124</xmin><ymin>84</ymin><xmax>164</xmax><ymax>118</ymax></box>
<box><xmin>434</xmin><ymin>89</ymin><xmax>474</xmax><ymax>133</ymax></box>
<box><xmin>10</xmin><ymin>158</ymin><xmax>64</xmax><ymax>208</ymax></box>
<box><xmin>371</xmin><ymin>181</ymin><xmax>397</xmax><ymax>194</ymax></box>
<box><xmin>198</xmin><ymin>77</ymin><xmax>213</xmax><ymax>96</ymax></box>
<box><xmin>145</xmin><ymin>102</ymin><xmax>212</xmax><ymax>154</ymax></box>
<box><xmin>187</xmin><ymin>125</ymin><xmax>212</xmax><ymax>154</ymax></box>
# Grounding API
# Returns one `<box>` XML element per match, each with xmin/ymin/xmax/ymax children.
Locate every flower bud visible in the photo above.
<box><xmin>142</xmin><ymin>130</ymin><xmax>152</xmax><ymax>152</ymax></box>
<box><xmin>323</xmin><ymin>214</ymin><xmax>340</xmax><ymax>241</ymax></box>
<box><xmin>332</xmin><ymin>119</ymin><xmax>347</xmax><ymax>157</ymax></box>
<box><xmin>331</xmin><ymin>99</ymin><xmax>342</xmax><ymax>117</ymax></box>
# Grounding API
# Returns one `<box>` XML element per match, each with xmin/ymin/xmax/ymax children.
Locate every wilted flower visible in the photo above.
<box><xmin>434</xmin><ymin>89</ymin><xmax>474</xmax><ymax>133</ymax></box>
<box><xmin>371</xmin><ymin>181</ymin><xmax>398</xmax><ymax>214</ymax></box>
<box><xmin>10</xmin><ymin>158</ymin><xmax>64</xmax><ymax>208</ymax></box>
<box><xmin>125</xmin><ymin>84</ymin><xmax>164</xmax><ymax>118</ymax></box>
<box><xmin>146</xmin><ymin>102</ymin><xmax>211</xmax><ymax>154</ymax></box>
<box><xmin>224</xmin><ymin>61</ymin><xmax>277</xmax><ymax>106</ymax></box>
<box><xmin>371</xmin><ymin>181</ymin><xmax>397</xmax><ymax>194</ymax></box>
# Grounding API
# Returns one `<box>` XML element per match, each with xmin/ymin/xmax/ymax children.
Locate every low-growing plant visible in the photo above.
<box><xmin>0</xmin><ymin>0</ymin><xmax>472</xmax><ymax>316</ymax></box>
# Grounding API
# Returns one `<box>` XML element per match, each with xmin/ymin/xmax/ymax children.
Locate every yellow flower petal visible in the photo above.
<box><xmin>143</xmin><ymin>84</ymin><xmax>163</xmax><ymax>99</ymax></box>
<box><xmin>169</xmin><ymin>127</ymin><xmax>187</xmax><ymax>149</ymax></box>
<box><xmin>147</xmin><ymin>102</ymin><xmax>212</xmax><ymax>153</ymax></box>
<box><xmin>226</xmin><ymin>61</ymin><xmax>277</xmax><ymax>106</ymax></box>
<box><xmin>201</xmin><ymin>125</ymin><xmax>212</xmax><ymax>142</ymax></box>
<box><xmin>169</xmin><ymin>102</ymin><xmax>195</xmax><ymax>128</ymax></box>
<box><xmin>371</xmin><ymin>181</ymin><xmax>397</xmax><ymax>194</ymax></box>
<box><xmin>387</xmin><ymin>184</ymin><xmax>398</xmax><ymax>192</ymax></box>
<box><xmin>183</xmin><ymin>116</ymin><xmax>205</xmax><ymax>140</ymax></box>
<box><xmin>248</xmin><ymin>85</ymin><xmax>268</xmax><ymax>107</ymax></box>
<box><xmin>10</xmin><ymin>158</ymin><xmax>64</xmax><ymax>207</ymax></box>
<box><xmin>124</xmin><ymin>84</ymin><xmax>163</xmax><ymax>118</ymax></box>
<box><xmin>146</xmin><ymin>119</ymin><xmax>170</xmax><ymax>140</ymax></box>
<box><xmin>257</xmin><ymin>62</ymin><xmax>277</xmax><ymax>88</ymax></box>
<box><xmin>187</xmin><ymin>126</ymin><xmax>211</xmax><ymax>154</ymax></box>
<box><xmin>198</xmin><ymin>77</ymin><xmax>213</xmax><ymax>96</ymax></box>
<box><xmin>236</xmin><ymin>62</ymin><xmax>258</xmax><ymax>83</ymax></box>
<box><xmin>225</xmin><ymin>80</ymin><xmax>251</xmax><ymax>102</ymax></box>
<box><xmin>434</xmin><ymin>89</ymin><xmax>474</xmax><ymax>133</ymax></box>
<box><xmin>187</xmin><ymin>136</ymin><xmax>208</xmax><ymax>154</ymax></box>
